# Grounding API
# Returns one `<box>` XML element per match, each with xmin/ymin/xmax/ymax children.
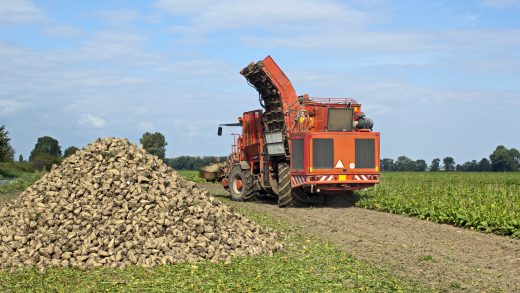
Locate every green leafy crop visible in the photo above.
<box><xmin>357</xmin><ymin>172</ymin><xmax>520</xmax><ymax>238</ymax></box>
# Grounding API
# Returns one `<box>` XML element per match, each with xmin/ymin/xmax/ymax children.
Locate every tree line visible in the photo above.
<box><xmin>165</xmin><ymin>156</ymin><xmax>228</xmax><ymax>170</ymax></box>
<box><xmin>381</xmin><ymin>145</ymin><xmax>520</xmax><ymax>172</ymax></box>
<box><xmin>2</xmin><ymin>124</ymin><xmax>225</xmax><ymax>172</ymax></box>
<box><xmin>3</xmin><ymin>123</ymin><xmax>518</xmax><ymax>173</ymax></box>
<box><xmin>0</xmin><ymin>125</ymin><xmax>169</xmax><ymax>172</ymax></box>
<box><xmin>2</xmin><ymin>125</ymin><xmax>221</xmax><ymax>172</ymax></box>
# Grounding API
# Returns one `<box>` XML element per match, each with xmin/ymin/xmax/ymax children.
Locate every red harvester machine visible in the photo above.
<box><xmin>216</xmin><ymin>56</ymin><xmax>380</xmax><ymax>207</ymax></box>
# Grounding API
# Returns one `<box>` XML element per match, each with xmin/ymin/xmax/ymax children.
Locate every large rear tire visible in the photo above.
<box><xmin>277</xmin><ymin>163</ymin><xmax>307</xmax><ymax>207</ymax></box>
<box><xmin>228</xmin><ymin>166</ymin><xmax>254</xmax><ymax>201</ymax></box>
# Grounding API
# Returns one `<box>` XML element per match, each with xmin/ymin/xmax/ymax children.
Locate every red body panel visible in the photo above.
<box><xmin>290</xmin><ymin>131</ymin><xmax>380</xmax><ymax>191</ymax></box>
<box><xmin>243</xmin><ymin>56</ymin><xmax>300</xmax><ymax>133</ymax></box>
<box><xmin>239</xmin><ymin>110</ymin><xmax>263</xmax><ymax>162</ymax></box>
<box><xmin>229</xmin><ymin>56</ymin><xmax>380</xmax><ymax>194</ymax></box>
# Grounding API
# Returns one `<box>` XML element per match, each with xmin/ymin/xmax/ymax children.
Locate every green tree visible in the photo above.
<box><xmin>140</xmin><ymin>132</ymin><xmax>167</xmax><ymax>160</ymax></box>
<box><xmin>430</xmin><ymin>158</ymin><xmax>440</xmax><ymax>171</ymax></box>
<box><xmin>31</xmin><ymin>153</ymin><xmax>62</xmax><ymax>171</ymax></box>
<box><xmin>478</xmin><ymin>158</ymin><xmax>491</xmax><ymax>171</ymax></box>
<box><xmin>380</xmin><ymin>158</ymin><xmax>395</xmax><ymax>171</ymax></box>
<box><xmin>18</xmin><ymin>154</ymin><xmax>23</xmax><ymax>163</ymax></box>
<box><xmin>509</xmin><ymin>148</ymin><xmax>520</xmax><ymax>170</ymax></box>
<box><xmin>414</xmin><ymin>159</ymin><xmax>427</xmax><ymax>171</ymax></box>
<box><xmin>29</xmin><ymin>136</ymin><xmax>62</xmax><ymax>160</ymax></box>
<box><xmin>166</xmin><ymin>156</ymin><xmax>228</xmax><ymax>170</ymax></box>
<box><xmin>0</xmin><ymin>125</ymin><xmax>15</xmax><ymax>162</ymax></box>
<box><xmin>64</xmin><ymin>146</ymin><xmax>80</xmax><ymax>157</ymax></box>
<box><xmin>443</xmin><ymin>157</ymin><xmax>455</xmax><ymax>171</ymax></box>
<box><xmin>2</xmin><ymin>145</ymin><xmax>14</xmax><ymax>162</ymax></box>
<box><xmin>490</xmin><ymin>145</ymin><xmax>519</xmax><ymax>171</ymax></box>
<box><xmin>395</xmin><ymin>156</ymin><xmax>415</xmax><ymax>171</ymax></box>
<box><xmin>29</xmin><ymin>136</ymin><xmax>62</xmax><ymax>171</ymax></box>
<box><xmin>460</xmin><ymin>160</ymin><xmax>478</xmax><ymax>172</ymax></box>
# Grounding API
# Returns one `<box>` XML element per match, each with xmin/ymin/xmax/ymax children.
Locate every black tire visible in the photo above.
<box><xmin>277</xmin><ymin>163</ymin><xmax>307</xmax><ymax>207</ymax></box>
<box><xmin>228</xmin><ymin>166</ymin><xmax>254</xmax><ymax>201</ymax></box>
<box><xmin>292</xmin><ymin>187</ymin><xmax>310</xmax><ymax>205</ymax></box>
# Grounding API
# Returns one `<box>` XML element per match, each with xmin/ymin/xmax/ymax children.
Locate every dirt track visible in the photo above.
<box><xmin>201</xmin><ymin>183</ymin><xmax>520</xmax><ymax>292</ymax></box>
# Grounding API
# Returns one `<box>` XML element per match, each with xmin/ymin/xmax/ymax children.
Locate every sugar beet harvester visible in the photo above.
<box><xmin>216</xmin><ymin>56</ymin><xmax>380</xmax><ymax>207</ymax></box>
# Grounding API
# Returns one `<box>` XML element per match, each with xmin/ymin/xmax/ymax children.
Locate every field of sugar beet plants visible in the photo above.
<box><xmin>357</xmin><ymin>172</ymin><xmax>520</xmax><ymax>238</ymax></box>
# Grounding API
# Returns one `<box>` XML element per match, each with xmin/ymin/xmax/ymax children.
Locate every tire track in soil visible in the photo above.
<box><xmin>200</xmin><ymin>183</ymin><xmax>520</xmax><ymax>292</ymax></box>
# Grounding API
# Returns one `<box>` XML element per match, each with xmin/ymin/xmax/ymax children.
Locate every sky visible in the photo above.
<box><xmin>0</xmin><ymin>0</ymin><xmax>519</xmax><ymax>164</ymax></box>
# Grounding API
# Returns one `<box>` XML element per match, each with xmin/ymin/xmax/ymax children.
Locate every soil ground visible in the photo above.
<box><xmin>200</xmin><ymin>182</ymin><xmax>520</xmax><ymax>292</ymax></box>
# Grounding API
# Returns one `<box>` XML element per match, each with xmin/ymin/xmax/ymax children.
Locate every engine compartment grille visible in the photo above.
<box><xmin>291</xmin><ymin>139</ymin><xmax>304</xmax><ymax>169</ymax></box>
<box><xmin>313</xmin><ymin>138</ymin><xmax>334</xmax><ymax>169</ymax></box>
<box><xmin>355</xmin><ymin>139</ymin><xmax>375</xmax><ymax>168</ymax></box>
<box><xmin>327</xmin><ymin>108</ymin><xmax>353</xmax><ymax>131</ymax></box>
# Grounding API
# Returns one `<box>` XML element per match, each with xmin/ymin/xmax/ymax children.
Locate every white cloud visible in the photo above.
<box><xmin>0</xmin><ymin>99</ymin><xmax>27</xmax><ymax>115</ymax></box>
<box><xmin>155</xmin><ymin>59</ymin><xmax>235</xmax><ymax>78</ymax></box>
<box><xmin>243</xmin><ymin>31</ymin><xmax>435</xmax><ymax>53</ymax></box>
<box><xmin>0</xmin><ymin>0</ymin><xmax>45</xmax><ymax>25</ymax></box>
<box><xmin>78</xmin><ymin>114</ymin><xmax>106</xmax><ymax>128</ymax></box>
<box><xmin>457</xmin><ymin>13</ymin><xmax>480</xmax><ymax>26</ymax></box>
<box><xmin>154</xmin><ymin>0</ymin><xmax>518</xmax><ymax>60</ymax></box>
<box><xmin>0</xmin><ymin>42</ymin><xmax>151</xmax><ymax>110</ymax></box>
<box><xmin>93</xmin><ymin>9</ymin><xmax>140</xmax><ymax>24</ymax></box>
<box><xmin>443</xmin><ymin>29</ymin><xmax>520</xmax><ymax>49</ymax></box>
<box><xmin>480</xmin><ymin>0</ymin><xmax>520</xmax><ymax>8</ymax></box>
<box><xmin>2</xmin><ymin>0</ymin><xmax>519</xmax><ymax>161</ymax></box>
<box><xmin>242</xmin><ymin>28</ymin><xmax>520</xmax><ymax>58</ymax></box>
<box><xmin>43</xmin><ymin>26</ymin><xmax>83</xmax><ymax>37</ymax></box>
<box><xmin>289</xmin><ymin>69</ymin><xmax>520</xmax><ymax>113</ymax></box>
<box><xmin>155</xmin><ymin>0</ymin><xmax>368</xmax><ymax>32</ymax></box>
<box><xmin>153</xmin><ymin>0</ymin><xmax>520</xmax><ymax>62</ymax></box>
<box><xmin>80</xmin><ymin>31</ymin><xmax>147</xmax><ymax>59</ymax></box>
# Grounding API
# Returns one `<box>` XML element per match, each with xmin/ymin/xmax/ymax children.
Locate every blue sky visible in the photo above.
<box><xmin>1</xmin><ymin>0</ymin><xmax>519</xmax><ymax>164</ymax></box>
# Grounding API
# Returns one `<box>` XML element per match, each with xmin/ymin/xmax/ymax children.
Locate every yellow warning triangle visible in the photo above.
<box><xmin>335</xmin><ymin>159</ymin><xmax>344</xmax><ymax>168</ymax></box>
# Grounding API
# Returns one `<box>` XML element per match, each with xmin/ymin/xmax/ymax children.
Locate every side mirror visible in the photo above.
<box><xmin>217</xmin><ymin>126</ymin><xmax>222</xmax><ymax>136</ymax></box>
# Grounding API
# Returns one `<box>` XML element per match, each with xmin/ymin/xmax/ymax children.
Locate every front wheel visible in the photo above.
<box><xmin>228</xmin><ymin>166</ymin><xmax>254</xmax><ymax>201</ymax></box>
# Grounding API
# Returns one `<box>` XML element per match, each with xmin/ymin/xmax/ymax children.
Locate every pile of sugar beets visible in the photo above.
<box><xmin>0</xmin><ymin>138</ymin><xmax>282</xmax><ymax>270</ymax></box>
